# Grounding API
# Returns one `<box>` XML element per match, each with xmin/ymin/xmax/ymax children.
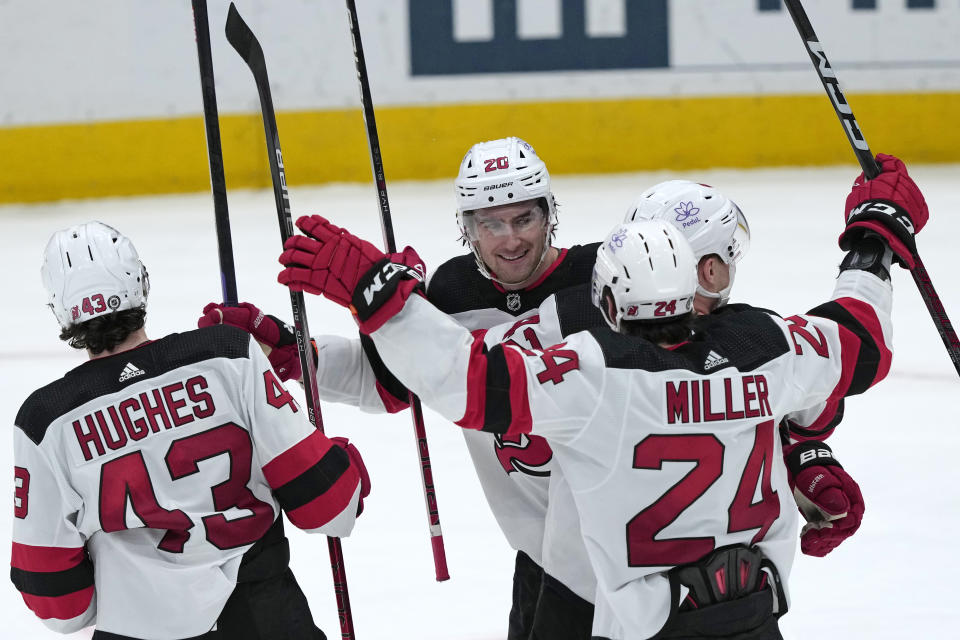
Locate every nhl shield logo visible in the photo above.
<box><xmin>506</xmin><ymin>292</ymin><xmax>521</xmax><ymax>312</ymax></box>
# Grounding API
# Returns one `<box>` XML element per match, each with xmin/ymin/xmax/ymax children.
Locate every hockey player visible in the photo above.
<box><xmin>625</xmin><ymin>179</ymin><xmax>866</xmax><ymax>557</ymax></box>
<box><xmin>272</xmin><ymin>152</ymin><xmax>926</xmax><ymax>638</ymax></box>
<box><xmin>12</xmin><ymin>222</ymin><xmax>369</xmax><ymax>640</ymax></box>
<box><xmin>201</xmin><ymin>136</ymin><xmax>600</xmax><ymax>639</ymax></box>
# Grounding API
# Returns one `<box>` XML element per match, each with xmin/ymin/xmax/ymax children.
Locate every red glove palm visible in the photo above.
<box><xmin>330</xmin><ymin>437</ymin><xmax>370</xmax><ymax>516</ymax></box>
<box><xmin>198</xmin><ymin>302</ymin><xmax>301</xmax><ymax>382</ymax></box>
<box><xmin>278</xmin><ymin>215</ymin><xmax>426</xmax><ymax>332</ymax></box>
<box><xmin>842</xmin><ymin>153</ymin><xmax>929</xmax><ymax>268</ymax></box>
<box><xmin>785</xmin><ymin>442</ymin><xmax>865</xmax><ymax>557</ymax></box>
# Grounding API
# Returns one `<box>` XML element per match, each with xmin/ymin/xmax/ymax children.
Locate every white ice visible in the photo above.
<box><xmin>1</xmin><ymin>164</ymin><xmax>958</xmax><ymax>639</ymax></box>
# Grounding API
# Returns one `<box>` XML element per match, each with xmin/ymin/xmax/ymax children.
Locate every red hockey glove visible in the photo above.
<box><xmin>278</xmin><ymin>215</ymin><xmax>425</xmax><ymax>333</ymax></box>
<box><xmin>841</xmin><ymin>153</ymin><xmax>928</xmax><ymax>269</ymax></box>
<box><xmin>330</xmin><ymin>437</ymin><xmax>370</xmax><ymax>516</ymax></box>
<box><xmin>785</xmin><ymin>441</ymin><xmax>865</xmax><ymax>557</ymax></box>
<box><xmin>198</xmin><ymin>302</ymin><xmax>301</xmax><ymax>382</ymax></box>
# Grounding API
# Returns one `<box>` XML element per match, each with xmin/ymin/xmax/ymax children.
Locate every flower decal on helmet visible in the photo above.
<box><xmin>674</xmin><ymin>201</ymin><xmax>700</xmax><ymax>222</ymax></box>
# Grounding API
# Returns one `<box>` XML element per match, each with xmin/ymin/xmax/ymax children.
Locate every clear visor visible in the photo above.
<box><xmin>727</xmin><ymin>205</ymin><xmax>751</xmax><ymax>264</ymax></box>
<box><xmin>463</xmin><ymin>202</ymin><xmax>547</xmax><ymax>240</ymax></box>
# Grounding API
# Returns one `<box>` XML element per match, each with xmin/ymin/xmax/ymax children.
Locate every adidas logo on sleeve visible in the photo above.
<box><xmin>703</xmin><ymin>350</ymin><xmax>730</xmax><ymax>371</ymax></box>
<box><xmin>119</xmin><ymin>362</ymin><xmax>146</xmax><ymax>382</ymax></box>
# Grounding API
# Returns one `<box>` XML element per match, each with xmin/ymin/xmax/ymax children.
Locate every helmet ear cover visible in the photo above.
<box><xmin>41</xmin><ymin>221</ymin><xmax>149</xmax><ymax>330</ymax></box>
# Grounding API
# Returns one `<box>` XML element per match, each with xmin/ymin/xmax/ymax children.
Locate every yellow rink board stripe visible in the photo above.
<box><xmin>2</xmin><ymin>92</ymin><xmax>957</xmax><ymax>204</ymax></box>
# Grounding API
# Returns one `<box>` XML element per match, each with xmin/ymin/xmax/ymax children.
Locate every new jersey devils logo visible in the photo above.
<box><xmin>494</xmin><ymin>433</ymin><xmax>552</xmax><ymax>477</ymax></box>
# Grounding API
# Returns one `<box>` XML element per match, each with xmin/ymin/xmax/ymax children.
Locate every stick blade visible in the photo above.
<box><xmin>225</xmin><ymin>2</ymin><xmax>265</xmax><ymax>72</ymax></box>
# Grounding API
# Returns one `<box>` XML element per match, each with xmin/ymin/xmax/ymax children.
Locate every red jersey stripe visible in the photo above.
<box><xmin>285</xmin><ymin>466</ymin><xmax>360</xmax><ymax>529</ymax></box>
<box><xmin>262</xmin><ymin>430</ymin><xmax>334</xmax><ymax>489</ymax></box>
<box><xmin>455</xmin><ymin>331</ymin><xmax>490</xmax><ymax>430</ymax></box>
<box><xmin>503</xmin><ymin>346</ymin><xmax>533</xmax><ymax>436</ymax></box>
<box><xmin>11</xmin><ymin>543</ymin><xmax>85</xmax><ymax>573</ymax></box>
<box><xmin>834</xmin><ymin>296</ymin><xmax>892</xmax><ymax>385</ymax></box>
<box><xmin>375</xmin><ymin>380</ymin><xmax>411</xmax><ymax>414</ymax></box>
<box><xmin>20</xmin><ymin>585</ymin><xmax>93</xmax><ymax>621</ymax></box>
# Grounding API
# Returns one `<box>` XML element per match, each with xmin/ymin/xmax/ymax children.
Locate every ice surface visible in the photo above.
<box><xmin>1</xmin><ymin>164</ymin><xmax>957</xmax><ymax>639</ymax></box>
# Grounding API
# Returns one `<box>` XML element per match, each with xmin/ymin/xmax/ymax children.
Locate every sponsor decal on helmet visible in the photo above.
<box><xmin>608</xmin><ymin>228</ymin><xmax>628</xmax><ymax>250</ymax></box>
<box><xmin>674</xmin><ymin>201</ymin><xmax>702</xmax><ymax>228</ymax></box>
<box><xmin>483</xmin><ymin>181</ymin><xmax>514</xmax><ymax>191</ymax></box>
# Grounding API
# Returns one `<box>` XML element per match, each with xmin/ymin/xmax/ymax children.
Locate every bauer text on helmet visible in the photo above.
<box><xmin>41</xmin><ymin>221</ymin><xmax>150</xmax><ymax>329</ymax></box>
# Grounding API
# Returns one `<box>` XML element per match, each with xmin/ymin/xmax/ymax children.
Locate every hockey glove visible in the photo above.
<box><xmin>278</xmin><ymin>215</ymin><xmax>426</xmax><ymax>333</ymax></box>
<box><xmin>841</xmin><ymin>153</ymin><xmax>928</xmax><ymax>268</ymax></box>
<box><xmin>330</xmin><ymin>437</ymin><xmax>371</xmax><ymax>516</ymax></box>
<box><xmin>784</xmin><ymin>441</ymin><xmax>864</xmax><ymax>557</ymax></box>
<box><xmin>198</xmin><ymin>302</ymin><xmax>301</xmax><ymax>382</ymax></box>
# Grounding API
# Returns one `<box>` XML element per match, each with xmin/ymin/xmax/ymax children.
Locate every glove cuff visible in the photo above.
<box><xmin>785</xmin><ymin>441</ymin><xmax>843</xmax><ymax>476</ymax></box>
<box><xmin>351</xmin><ymin>258</ymin><xmax>426</xmax><ymax>333</ymax></box>
<box><xmin>840</xmin><ymin>199</ymin><xmax>918</xmax><ymax>266</ymax></box>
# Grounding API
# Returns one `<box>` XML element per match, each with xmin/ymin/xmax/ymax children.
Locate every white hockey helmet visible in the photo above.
<box><xmin>41</xmin><ymin>221</ymin><xmax>149</xmax><ymax>329</ymax></box>
<box><xmin>624</xmin><ymin>180</ymin><xmax>750</xmax><ymax>307</ymax></box>
<box><xmin>591</xmin><ymin>220</ymin><xmax>698</xmax><ymax>332</ymax></box>
<box><xmin>455</xmin><ymin>137</ymin><xmax>557</xmax><ymax>282</ymax></box>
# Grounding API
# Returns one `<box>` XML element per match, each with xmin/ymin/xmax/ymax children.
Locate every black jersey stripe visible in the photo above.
<box><xmin>10</xmin><ymin>559</ymin><xmax>94</xmax><ymax>598</ymax></box>
<box><xmin>273</xmin><ymin>445</ymin><xmax>351</xmax><ymax>512</ymax></box>
<box><xmin>481</xmin><ymin>345</ymin><xmax>513</xmax><ymax>434</ymax></box>
<box><xmin>807</xmin><ymin>300</ymin><xmax>883</xmax><ymax>396</ymax></box>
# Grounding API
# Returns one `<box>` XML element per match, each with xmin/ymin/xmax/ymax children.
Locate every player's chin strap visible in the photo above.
<box><xmin>696</xmin><ymin>263</ymin><xmax>736</xmax><ymax>311</ymax></box>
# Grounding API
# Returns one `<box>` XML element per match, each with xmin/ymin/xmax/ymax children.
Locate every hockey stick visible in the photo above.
<box><xmin>344</xmin><ymin>0</ymin><xmax>450</xmax><ymax>581</ymax></box>
<box><xmin>224</xmin><ymin>5</ymin><xmax>356</xmax><ymax>638</ymax></box>
<box><xmin>191</xmin><ymin>0</ymin><xmax>238</xmax><ymax>305</ymax></box>
<box><xmin>784</xmin><ymin>0</ymin><xmax>960</xmax><ymax>377</ymax></box>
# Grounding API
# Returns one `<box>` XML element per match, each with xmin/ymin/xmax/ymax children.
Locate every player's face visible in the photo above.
<box><xmin>471</xmin><ymin>201</ymin><xmax>551</xmax><ymax>287</ymax></box>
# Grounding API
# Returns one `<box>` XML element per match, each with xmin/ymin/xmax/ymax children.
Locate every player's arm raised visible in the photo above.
<box><xmin>199</xmin><ymin>300</ymin><xmax>409</xmax><ymax>414</ymax></box>
<box><xmin>776</xmin><ymin>152</ymin><xmax>927</xmax><ymax>410</ymax></box>
<box><xmin>10</xmin><ymin>418</ymin><xmax>97</xmax><ymax>633</ymax></box>
<box><xmin>277</xmin><ymin>216</ymin><xmax>598</xmax><ymax>444</ymax></box>
<box><xmin>240</xmin><ymin>335</ymin><xmax>369</xmax><ymax>538</ymax></box>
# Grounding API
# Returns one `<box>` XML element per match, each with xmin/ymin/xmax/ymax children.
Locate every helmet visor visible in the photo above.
<box><xmin>462</xmin><ymin>202</ymin><xmax>547</xmax><ymax>241</ymax></box>
<box><xmin>728</xmin><ymin>204</ymin><xmax>751</xmax><ymax>264</ymax></box>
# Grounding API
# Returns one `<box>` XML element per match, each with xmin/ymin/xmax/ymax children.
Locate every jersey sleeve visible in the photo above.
<box><xmin>243</xmin><ymin>338</ymin><xmax>361</xmax><ymax>538</ymax></box>
<box><xmin>311</xmin><ymin>333</ymin><xmax>410</xmax><ymax>413</ymax></box>
<box><xmin>775</xmin><ymin>268</ymin><xmax>893</xmax><ymax>413</ymax></box>
<box><xmin>369</xmin><ymin>295</ymin><xmax>600</xmax><ymax>445</ymax></box>
<box><xmin>10</xmin><ymin>426</ymin><xmax>97</xmax><ymax>633</ymax></box>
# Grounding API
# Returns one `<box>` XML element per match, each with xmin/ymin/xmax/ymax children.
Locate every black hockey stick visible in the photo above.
<box><xmin>344</xmin><ymin>0</ymin><xmax>449</xmax><ymax>581</ymax></box>
<box><xmin>191</xmin><ymin>0</ymin><xmax>238</xmax><ymax>305</ymax></box>
<box><xmin>784</xmin><ymin>0</ymin><xmax>960</xmax><ymax>377</ymax></box>
<box><xmin>224</xmin><ymin>5</ymin><xmax>357</xmax><ymax>638</ymax></box>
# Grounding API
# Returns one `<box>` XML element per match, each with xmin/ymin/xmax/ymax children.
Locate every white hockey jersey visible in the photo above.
<box><xmin>367</xmin><ymin>268</ymin><xmax>893</xmax><ymax>639</ymax></box>
<box><xmin>309</xmin><ymin>245</ymin><xmax>598</xmax><ymax>566</ymax></box>
<box><xmin>12</xmin><ymin>325</ymin><xmax>361</xmax><ymax>639</ymax></box>
<box><xmin>491</xmin><ymin>286</ymin><xmax>856</xmax><ymax>604</ymax></box>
